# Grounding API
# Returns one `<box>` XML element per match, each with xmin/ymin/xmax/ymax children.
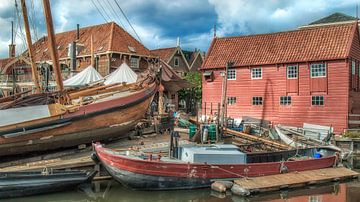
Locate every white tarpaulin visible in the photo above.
<box><xmin>64</xmin><ymin>65</ymin><xmax>103</xmax><ymax>87</ymax></box>
<box><xmin>104</xmin><ymin>63</ymin><xmax>138</xmax><ymax>85</ymax></box>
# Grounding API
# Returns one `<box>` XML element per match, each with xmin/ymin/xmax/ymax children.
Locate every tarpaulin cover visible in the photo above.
<box><xmin>64</xmin><ymin>65</ymin><xmax>103</xmax><ymax>87</ymax></box>
<box><xmin>104</xmin><ymin>63</ymin><xmax>138</xmax><ymax>85</ymax></box>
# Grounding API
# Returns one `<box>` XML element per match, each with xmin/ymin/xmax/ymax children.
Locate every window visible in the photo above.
<box><xmin>352</xmin><ymin>60</ymin><xmax>356</xmax><ymax>75</ymax></box>
<box><xmin>287</xmin><ymin>65</ymin><xmax>298</xmax><ymax>79</ymax></box>
<box><xmin>310</xmin><ymin>63</ymin><xmax>326</xmax><ymax>78</ymax></box>
<box><xmin>227</xmin><ymin>97</ymin><xmax>236</xmax><ymax>105</ymax></box>
<box><xmin>227</xmin><ymin>68</ymin><xmax>236</xmax><ymax>80</ymax></box>
<box><xmin>174</xmin><ymin>57</ymin><xmax>180</xmax><ymax>67</ymax></box>
<box><xmin>280</xmin><ymin>96</ymin><xmax>291</xmax><ymax>105</ymax></box>
<box><xmin>130</xmin><ymin>57</ymin><xmax>139</xmax><ymax>69</ymax></box>
<box><xmin>252</xmin><ymin>97</ymin><xmax>263</xmax><ymax>105</ymax></box>
<box><xmin>312</xmin><ymin>96</ymin><xmax>324</xmax><ymax>106</ymax></box>
<box><xmin>251</xmin><ymin>68</ymin><xmax>262</xmax><ymax>79</ymax></box>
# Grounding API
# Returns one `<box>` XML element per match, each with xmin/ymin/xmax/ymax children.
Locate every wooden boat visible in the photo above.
<box><xmin>0</xmin><ymin>169</ymin><xmax>96</xmax><ymax>199</ymax></box>
<box><xmin>93</xmin><ymin>142</ymin><xmax>339</xmax><ymax>190</ymax></box>
<box><xmin>0</xmin><ymin>76</ymin><xmax>158</xmax><ymax>156</ymax></box>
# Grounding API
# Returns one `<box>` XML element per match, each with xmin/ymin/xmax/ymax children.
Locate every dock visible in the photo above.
<box><xmin>232</xmin><ymin>167</ymin><xmax>359</xmax><ymax>196</ymax></box>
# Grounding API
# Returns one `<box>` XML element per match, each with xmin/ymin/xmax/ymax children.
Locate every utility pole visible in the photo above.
<box><xmin>42</xmin><ymin>0</ymin><xmax>63</xmax><ymax>91</ymax></box>
<box><xmin>21</xmin><ymin>0</ymin><xmax>41</xmax><ymax>93</ymax></box>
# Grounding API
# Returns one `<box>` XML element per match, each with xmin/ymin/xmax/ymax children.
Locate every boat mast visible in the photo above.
<box><xmin>91</xmin><ymin>35</ymin><xmax>94</xmax><ymax>67</ymax></box>
<box><xmin>42</xmin><ymin>0</ymin><xmax>64</xmax><ymax>91</ymax></box>
<box><xmin>20</xmin><ymin>0</ymin><xmax>41</xmax><ymax>93</ymax></box>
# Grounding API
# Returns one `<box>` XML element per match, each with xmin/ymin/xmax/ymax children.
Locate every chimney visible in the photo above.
<box><xmin>9</xmin><ymin>21</ymin><xmax>15</xmax><ymax>58</ymax></box>
<box><xmin>76</xmin><ymin>24</ymin><xmax>80</xmax><ymax>40</ymax></box>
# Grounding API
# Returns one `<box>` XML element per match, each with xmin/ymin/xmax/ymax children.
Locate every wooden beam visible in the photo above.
<box><xmin>21</xmin><ymin>0</ymin><xmax>41</xmax><ymax>93</ymax></box>
<box><xmin>91</xmin><ymin>35</ymin><xmax>94</xmax><ymax>67</ymax></box>
<box><xmin>42</xmin><ymin>0</ymin><xmax>63</xmax><ymax>91</ymax></box>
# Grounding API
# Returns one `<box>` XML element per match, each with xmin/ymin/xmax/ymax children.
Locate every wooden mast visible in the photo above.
<box><xmin>42</xmin><ymin>0</ymin><xmax>63</xmax><ymax>91</ymax></box>
<box><xmin>20</xmin><ymin>0</ymin><xmax>41</xmax><ymax>93</ymax></box>
<box><xmin>91</xmin><ymin>35</ymin><xmax>94</xmax><ymax>67</ymax></box>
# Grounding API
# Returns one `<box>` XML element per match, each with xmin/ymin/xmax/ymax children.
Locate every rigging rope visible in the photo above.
<box><xmin>90</xmin><ymin>0</ymin><xmax>109</xmax><ymax>23</ymax></box>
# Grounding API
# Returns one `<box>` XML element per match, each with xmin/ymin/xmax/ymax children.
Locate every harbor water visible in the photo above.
<box><xmin>2</xmin><ymin>156</ymin><xmax>360</xmax><ymax>202</ymax></box>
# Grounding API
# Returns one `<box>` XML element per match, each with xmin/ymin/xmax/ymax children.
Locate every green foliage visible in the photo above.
<box><xmin>178</xmin><ymin>72</ymin><xmax>202</xmax><ymax>113</ymax></box>
<box><xmin>343</xmin><ymin>131</ymin><xmax>360</xmax><ymax>139</ymax></box>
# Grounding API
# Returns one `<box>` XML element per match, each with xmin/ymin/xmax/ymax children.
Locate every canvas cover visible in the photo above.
<box><xmin>104</xmin><ymin>63</ymin><xmax>138</xmax><ymax>85</ymax></box>
<box><xmin>64</xmin><ymin>65</ymin><xmax>103</xmax><ymax>87</ymax></box>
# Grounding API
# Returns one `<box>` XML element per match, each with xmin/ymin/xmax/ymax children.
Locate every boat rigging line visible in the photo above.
<box><xmin>90</xmin><ymin>0</ymin><xmax>109</xmax><ymax>23</ymax></box>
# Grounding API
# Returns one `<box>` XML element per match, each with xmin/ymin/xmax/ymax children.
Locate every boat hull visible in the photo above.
<box><xmin>94</xmin><ymin>143</ymin><xmax>338</xmax><ymax>190</ymax></box>
<box><xmin>0</xmin><ymin>170</ymin><xmax>96</xmax><ymax>199</ymax></box>
<box><xmin>0</xmin><ymin>84</ymin><xmax>156</xmax><ymax>156</ymax></box>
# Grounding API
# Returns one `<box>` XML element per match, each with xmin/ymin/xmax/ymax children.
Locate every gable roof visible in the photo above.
<box><xmin>309</xmin><ymin>12</ymin><xmax>355</xmax><ymax>25</ymax></box>
<box><xmin>32</xmin><ymin>22</ymin><xmax>151</xmax><ymax>62</ymax></box>
<box><xmin>202</xmin><ymin>23</ymin><xmax>357</xmax><ymax>69</ymax></box>
<box><xmin>150</xmin><ymin>47</ymin><xmax>177</xmax><ymax>62</ymax></box>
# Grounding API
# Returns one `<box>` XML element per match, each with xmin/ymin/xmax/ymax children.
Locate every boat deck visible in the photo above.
<box><xmin>233</xmin><ymin>167</ymin><xmax>359</xmax><ymax>195</ymax></box>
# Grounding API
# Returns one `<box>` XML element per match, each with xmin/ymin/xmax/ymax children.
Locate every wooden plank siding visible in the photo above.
<box><xmin>349</xmin><ymin>26</ymin><xmax>360</xmax><ymax>115</ymax></box>
<box><xmin>202</xmin><ymin>60</ymin><xmax>349</xmax><ymax>133</ymax></box>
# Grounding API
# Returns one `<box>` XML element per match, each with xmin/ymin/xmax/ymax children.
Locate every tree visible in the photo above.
<box><xmin>178</xmin><ymin>71</ymin><xmax>202</xmax><ymax>114</ymax></box>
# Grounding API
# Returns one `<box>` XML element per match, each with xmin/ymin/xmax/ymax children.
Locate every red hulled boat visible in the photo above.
<box><xmin>93</xmin><ymin>143</ymin><xmax>339</xmax><ymax>190</ymax></box>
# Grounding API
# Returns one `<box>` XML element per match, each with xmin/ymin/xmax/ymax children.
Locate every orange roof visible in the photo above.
<box><xmin>32</xmin><ymin>22</ymin><xmax>150</xmax><ymax>62</ymax></box>
<box><xmin>202</xmin><ymin>23</ymin><xmax>357</xmax><ymax>69</ymax></box>
<box><xmin>150</xmin><ymin>47</ymin><xmax>177</xmax><ymax>62</ymax></box>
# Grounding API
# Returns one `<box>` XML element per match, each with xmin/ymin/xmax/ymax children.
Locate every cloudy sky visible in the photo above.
<box><xmin>0</xmin><ymin>0</ymin><xmax>358</xmax><ymax>58</ymax></box>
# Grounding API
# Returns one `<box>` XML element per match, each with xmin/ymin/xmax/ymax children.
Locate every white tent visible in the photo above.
<box><xmin>104</xmin><ymin>63</ymin><xmax>138</xmax><ymax>85</ymax></box>
<box><xmin>63</xmin><ymin>65</ymin><xmax>103</xmax><ymax>87</ymax></box>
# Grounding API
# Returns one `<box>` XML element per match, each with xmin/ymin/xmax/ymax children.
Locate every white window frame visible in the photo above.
<box><xmin>311</xmin><ymin>95</ymin><xmax>324</xmax><ymax>106</ymax></box>
<box><xmin>252</xmin><ymin>97</ymin><xmax>263</xmax><ymax>105</ymax></box>
<box><xmin>251</xmin><ymin>68</ymin><xmax>262</xmax><ymax>79</ymax></box>
<box><xmin>130</xmin><ymin>57</ymin><xmax>140</xmax><ymax>69</ymax></box>
<box><xmin>174</xmin><ymin>56</ymin><xmax>180</xmax><ymax>67</ymax></box>
<box><xmin>310</xmin><ymin>63</ymin><xmax>326</xmax><ymax>78</ymax></box>
<box><xmin>352</xmin><ymin>60</ymin><xmax>356</xmax><ymax>75</ymax></box>
<box><xmin>287</xmin><ymin>65</ymin><xmax>298</xmax><ymax>79</ymax></box>
<box><xmin>280</xmin><ymin>96</ymin><xmax>291</xmax><ymax>105</ymax></box>
<box><xmin>227</xmin><ymin>68</ymin><xmax>236</xmax><ymax>80</ymax></box>
<box><xmin>227</xmin><ymin>97</ymin><xmax>236</xmax><ymax>105</ymax></box>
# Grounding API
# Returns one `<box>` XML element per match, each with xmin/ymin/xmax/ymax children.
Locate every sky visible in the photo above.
<box><xmin>0</xmin><ymin>0</ymin><xmax>359</xmax><ymax>58</ymax></box>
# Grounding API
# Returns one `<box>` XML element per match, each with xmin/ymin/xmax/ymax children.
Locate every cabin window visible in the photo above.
<box><xmin>130</xmin><ymin>57</ymin><xmax>139</xmax><ymax>69</ymax></box>
<box><xmin>312</xmin><ymin>96</ymin><xmax>324</xmax><ymax>106</ymax></box>
<box><xmin>352</xmin><ymin>60</ymin><xmax>356</xmax><ymax>75</ymax></box>
<box><xmin>251</xmin><ymin>68</ymin><xmax>262</xmax><ymax>79</ymax></box>
<box><xmin>287</xmin><ymin>65</ymin><xmax>298</xmax><ymax>79</ymax></box>
<box><xmin>310</xmin><ymin>63</ymin><xmax>326</xmax><ymax>78</ymax></box>
<box><xmin>203</xmin><ymin>71</ymin><xmax>214</xmax><ymax>82</ymax></box>
<box><xmin>227</xmin><ymin>97</ymin><xmax>236</xmax><ymax>105</ymax></box>
<box><xmin>227</xmin><ymin>68</ymin><xmax>236</xmax><ymax>80</ymax></box>
<box><xmin>174</xmin><ymin>57</ymin><xmax>180</xmax><ymax>67</ymax></box>
<box><xmin>280</xmin><ymin>96</ymin><xmax>291</xmax><ymax>105</ymax></box>
<box><xmin>252</xmin><ymin>97</ymin><xmax>263</xmax><ymax>105</ymax></box>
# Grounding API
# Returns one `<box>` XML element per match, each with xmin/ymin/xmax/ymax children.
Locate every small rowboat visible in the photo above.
<box><xmin>0</xmin><ymin>169</ymin><xmax>96</xmax><ymax>199</ymax></box>
<box><xmin>93</xmin><ymin>142</ymin><xmax>339</xmax><ymax>190</ymax></box>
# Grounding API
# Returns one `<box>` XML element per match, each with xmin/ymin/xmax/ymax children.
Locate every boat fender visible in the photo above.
<box><xmin>211</xmin><ymin>181</ymin><xmax>227</xmax><ymax>193</ymax></box>
<box><xmin>91</xmin><ymin>153</ymin><xmax>100</xmax><ymax>164</ymax></box>
<box><xmin>231</xmin><ymin>184</ymin><xmax>250</xmax><ymax>196</ymax></box>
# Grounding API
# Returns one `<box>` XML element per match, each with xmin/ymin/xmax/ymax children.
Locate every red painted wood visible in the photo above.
<box><xmin>202</xmin><ymin>60</ymin><xmax>349</xmax><ymax>133</ymax></box>
<box><xmin>94</xmin><ymin>143</ymin><xmax>336</xmax><ymax>179</ymax></box>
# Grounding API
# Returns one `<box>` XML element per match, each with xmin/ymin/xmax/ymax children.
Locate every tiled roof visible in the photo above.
<box><xmin>32</xmin><ymin>22</ymin><xmax>150</xmax><ymax>62</ymax></box>
<box><xmin>202</xmin><ymin>23</ymin><xmax>356</xmax><ymax>69</ymax></box>
<box><xmin>150</xmin><ymin>47</ymin><xmax>177</xmax><ymax>62</ymax></box>
<box><xmin>309</xmin><ymin>12</ymin><xmax>355</xmax><ymax>25</ymax></box>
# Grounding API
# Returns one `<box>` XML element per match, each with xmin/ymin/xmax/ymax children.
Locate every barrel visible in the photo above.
<box><xmin>208</xmin><ymin>124</ymin><xmax>217</xmax><ymax>141</ymax></box>
<box><xmin>189</xmin><ymin>125</ymin><xmax>197</xmax><ymax>139</ymax></box>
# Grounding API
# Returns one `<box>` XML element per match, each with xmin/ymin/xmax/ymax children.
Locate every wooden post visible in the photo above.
<box><xmin>21</xmin><ymin>0</ymin><xmax>41</xmax><ymax>93</ymax></box>
<box><xmin>91</xmin><ymin>35</ymin><xmax>94</xmax><ymax>67</ymax></box>
<box><xmin>210</xmin><ymin>102</ymin><xmax>213</xmax><ymax>115</ymax></box>
<box><xmin>204</xmin><ymin>102</ymin><xmax>207</xmax><ymax>123</ymax></box>
<box><xmin>42</xmin><ymin>0</ymin><xmax>64</xmax><ymax>91</ymax></box>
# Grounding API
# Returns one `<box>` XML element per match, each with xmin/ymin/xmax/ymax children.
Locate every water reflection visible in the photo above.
<box><xmin>3</xmin><ymin>157</ymin><xmax>360</xmax><ymax>202</ymax></box>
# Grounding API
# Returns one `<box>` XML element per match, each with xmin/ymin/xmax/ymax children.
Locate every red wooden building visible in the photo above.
<box><xmin>201</xmin><ymin>22</ymin><xmax>360</xmax><ymax>134</ymax></box>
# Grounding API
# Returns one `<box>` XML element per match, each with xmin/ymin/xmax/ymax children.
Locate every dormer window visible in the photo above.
<box><xmin>128</xmin><ymin>46</ymin><xmax>136</xmax><ymax>53</ymax></box>
<box><xmin>174</xmin><ymin>56</ymin><xmax>180</xmax><ymax>67</ymax></box>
